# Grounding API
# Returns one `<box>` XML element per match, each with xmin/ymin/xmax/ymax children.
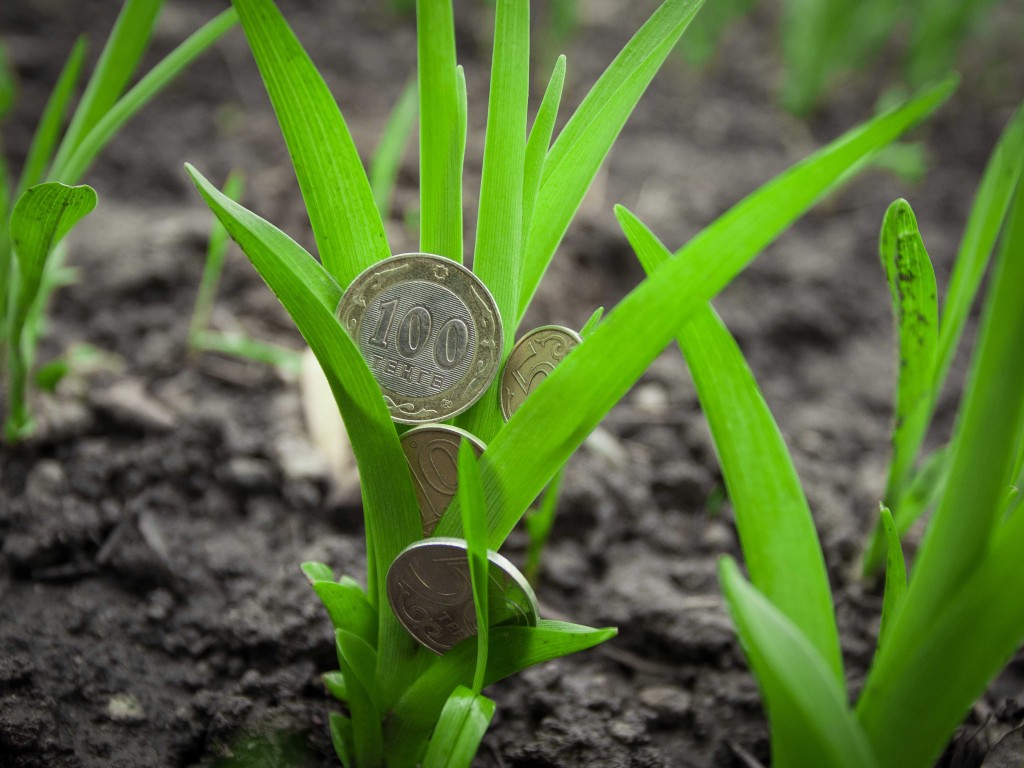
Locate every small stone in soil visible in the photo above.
<box><xmin>106</xmin><ymin>693</ymin><xmax>146</xmax><ymax>724</ymax></box>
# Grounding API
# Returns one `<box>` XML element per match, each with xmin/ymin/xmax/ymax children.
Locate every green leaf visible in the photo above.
<box><xmin>15</xmin><ymin>38</ymin><xmax>86</xmax><ymax>197</ymax></box>
<box><xmin>56</xmin><ymin>9</ymin><xmax>239</xmax><ymax>185</ymax></box>
<box><xmin>524</xmin><ymin>463</ymin><xmax>566</xmax><ymax>585</ymax></box>
<box><xmin>323</xmin><ymin>671</ymin><xmax>348</xmax><ymax>702</ymax></box>
<box><xmin>370</xmin><ymin>79</ymin><xmax>418</xmax><ymax>220</ymax></box>
<box><xmin>434</xmin><ymin>77</ymin><xmax>956</xmax><ymax>550</ymax></box>
<box><xmin>522</xmin><ymin>55</ymin><xmax>566</xmax><ymax>250</ymax></box>
<box><xmin>861</xmin><ymin>199</ymin><xmax>939</xmax><ymax>577</ymax></box>
<box><xmin>422</xmin><ymin>686</ymin><xmax>495</xmax><ymax>768</ymax></box>
<box><xmin>932</xmin><ymin>103</ymin><xmax>1024</xmax><ymax>405</ymax></box>
<box><xmin>186</xmin><ymin>163</ymin><xmax>423</xmax><ymax>708</ymax></box>
<box><xmin>191</xmin><ymin>330</ymin><xmax>302</xmax><ymax>374</ymax></box>
<box><xmin>311</xmin><ymin>580</ymin><xmax>379</xmax><ymax>649</ymax></box>
<box><xmin>519</xmin><ymin>0</ymin><xmax>706</xmax><ymax>319</ymax></box>
<box><xmin>0</xmin><ymin>43</ymin><xmax>15</xmax><ymax>120</ymax></box>
<box><xmin>720</xmin><ymin>557</ymin><xmax>878</xmax><ymax>768</ymax></box>
<box><xmin>336</xmin><ymin>630</ymin><xmax>380</xmax><ymax>710</ymax></box>
<box><xmin>386</xmin><ymin>620</ymin><xmax>615</xmax><ymax>767</ymax></box>
<box><xmin>335</xmin><ymin>630</ymin><xmax>383</xmax><ymax>767</ymax></box>
<box><xmin>458</xmin><ymin>440</ymin><xmax>490</xmax><ymax>693</ymax></box>
<box><xmin>877</xmin><ymin>505</ymin><xmax>906</xmax><ymax>651</ymax></box>
<box><xmin>417</xmin><ymin>0</ymin><xmax>463</xmax><ymax>262</ymax></box>
<box><xmin>460</xmin><ymin>0</ymin><xmax>530</xmax><ymax>441</ymax></box>
<box><xmin>860</xmin><ymin>171</ymin><xmax>1024</xmax><ymax>754</ymax></box>
<box><xmin>301</xmin><ymin>561</ymin><xmax>335</xmax><ymax>582</ymax></box>
<box><xmin>229</xmin><ymin>0</ymin><xmax>388</xmax><ymax>285</ymax></box>
<box><xmin>619</xmin><ymin>206</ymin><xmax>843</xmax><ymax>687</ymax></box>
<box><xmin>50</xmin><ymin>0</ymin><xmax>164</xmax><ymax>176</ymax></box>
<box><xmin>329</xmin><ymin>712</ymin><xmax>354</xmax><ymax>768</ymax></box>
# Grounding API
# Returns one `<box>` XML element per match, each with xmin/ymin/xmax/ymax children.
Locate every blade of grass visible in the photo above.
<box><xmin>861</xmin><ymin>199</ymin><xmax>939</xmax><ymax>576</ymax></box>
<box><xmin>335</xmin><ymin>630</ymin><xmax>383</xmax><ymax>768</ymax></box>
<box><xmin>859</xmin><ymin>173</ymin><xmax>1024</xmax><ymax>754</ymax></box>
<box><xmin>329</xmin><ymin>712</ymin><xmax>354</xmax><ymax>768</ymax></box>
<box><xmin>55</xmin><ymin>9</ymin><xmax>238</xmax><ymax>185</ymax></box>
<box><xmin>370</xmin><ymin>79</ymin><xmax>418</xmax><ymax>220</ymax></box>
<box><xmin>386</xmin><ymin>620</ymin><xmax>616</xmax><ymax>768</ymax></box>
<box><xmin>186</xmin><ymin>163</ymin><xmax>423</xmax><ymax>708</ymax></box>
<box><xmin>619</xmin><ymin>206</ymin><xmax>843</xmax><ymax>687</ymax></box>
<box><xmin>524</xmin><ymin>463</ymin><xmax>565</xmax><ymax>585</ymax></box>
<box><xmin>0</xmin><ymin>42</ymin><xmax>14</xmax><ymax>120</ymax></box>
<box><xmin>50</xmin><ymin>0</ymin><xmax>163</xmax><ymax>176</ymax></box>
<box><xmin>877</xmin><ymin>505</ymin><xmax>906</xmax><ymax>650</ymax></box>
<box><xmin>422</xmin><ymin>686</ymin><xmax>495</xmax><ymax>768</ymax></box>
<box><xmin>190</xmin><ymin>330</ymin><xmax>302</xmax><ymax>374</ymax></box>
<box><xmin>518</xmin><ymin>0</ymin><xmax>706</xmax><ymax>320</ymax></box>
<box><xmin>458</xmin><ymin>440</ymin><xmax>490</xmax><ymax>694</ymax></box>
<box><xmin>719</xmin><ymin>557</ymin><xmax>879</xmax><ymax>768</ymax></box>
<box><xmin>229</xmin><ymin>0</ymin><xmax>388</xmax><ymax>285</ymax></box>
<box><xmin>189</xmin><ymin>170</ymin><xmax>245</xmax><ymax>349</ymax></box>
<box><xmin>433</xmin><ymin>77</ymin><xmax>956</xmax><ymax>548</ymax></box>
<box><xmin>15</xmin><ymin>38</ymin><xmax>86</xmax><ymax>198</ymax></box>
<box><xmin>417</xmin><ymin>0</ymin><xmax>463</xmax><ymax>262</ymax></box>
<box><xmin>6</xmin><ymin>182</ymin><xmax>97</xmax><ymax>440</ymax></box>
<box><xmin>522</xmin><ymin>55</ymin><xmax>566</xmax><ymax>250</ymax></box>
<box><xmin>460</xmin><ymin>0</ymin><xmax>529</xmax><ymax>441</ymax></box>
<box><xmin>309</xmin><ymin>579</ymin><xmax>378</xmax><ymax>648</ymax></box>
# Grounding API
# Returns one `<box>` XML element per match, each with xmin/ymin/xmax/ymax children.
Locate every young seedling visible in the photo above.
<box><xmin>0</xmin><ymin>1</ymin><xmax>237</xmax><ymax>441</ymax></box>
<box><xmin>622</xmin><ymin>112</ymin><xmax>1024</xmax><ymax>768</ymax></box>
<box><xmin>186</xmin><ymin>0</ymin><xmax>952</xmax><ymax>763</ymax></box>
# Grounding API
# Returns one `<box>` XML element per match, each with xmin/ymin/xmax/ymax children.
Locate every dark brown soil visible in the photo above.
<box><xmin>2</xmin><ymin>1</ymin><xmax>1023</xmax><ymax>767</ymax></box>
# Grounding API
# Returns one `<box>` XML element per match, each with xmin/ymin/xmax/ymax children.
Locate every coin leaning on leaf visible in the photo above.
<box><xmin>400</xmin><ymin>425</ymin><xmax>487</xmax><ymax>536</ymax></box>
<box><xmin>386</xmin><ymin>538</ymin><xmax>539</xmax><ymax>655</ymax></box>
<box><xmin>337</xmin><ymin>253</ymin><xmax>503</xmax><ymax>424</ymax></box>
<box><xmin>500</xmin><ymin>325</ymin><xmax>583</xmax><ymax>421</ymax></box>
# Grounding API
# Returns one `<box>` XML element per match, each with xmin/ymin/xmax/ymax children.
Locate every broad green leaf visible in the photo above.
<box><xmin>335</xmin><ymin>632</ymin><xmax>383</xmax><ymax>768</ymax></box>
<box><xmin>877</xmin><ymin>505</ymin><xmax>906</xmax><ymax>650</ymax></box>
<box><xmin>50</xmin><ymin>0</ymin><xmax>163</xmax><ymax>176</ymax></box>
<box><xmin>186</xmin><ymin>163</ymin><xmax>423</xmax><ymax>708</ymax></box>
<box><xmin>460</xmin><ymin>0</ymin><xmax>530</xmax><ymax>441</ymax></box>
<box><xmin>860</xmin><ymin>173</ymin><xmax>1024</xmax><ymax>757</ymax></box>
<box><xmin>619</xmin><ymin>206</ymin><xmax>843</xmax><ymax>686</ymax></box>
<box><xmin>311</xmin><ymin>580</ymin><xmax>378</xmax><ymax>648</ymax></box>
<box><xmin>56</xmin><ymin>9</ymin><xmax>238</xmax><ymax>185</ymax></box>
<box><xmin>370</xmin><ymin>79</ymin><xmax>418</xmax><ymax>219</ymax></box>
<box><xmin>229</xmin><ymin>0</ymin><xmax>387</xmax><ymax>285</ymax></box>
<box><xmin>329</xmin><ymin>712</ymin><xmax>354</xmax><ymax>768</ymax></box>
<box><xmin>434</xmin><ymin>77</ymin><xmax>956</xmax><ymax>549</ymax></box>
<box><xmin>518</xmin><ymin>0</ymin><xmax>706</xmax><ymax>320</ymax></box>
<box><xmin>932</xmin><ymin>103</ymin><xmax>1024</xmax><ymax>402</ymax></box>
<box><xmin>522</xmin><ymin>55</ymin><xmax>566</xmax><ymax>249</ymax></box>
<box><xmin>719</xmin><ymin>557</ymin><xmax>878</xmax><ymax>768</ymax></box>
<box><xmin>861</xmin><ymin>199</ymin><xmax>939</xmax><ymax>577</ymax></box>
<box><xmin>457</xmin><ymin>440</ymin><xmax>490</xmax><ymax>693</ymax></box>
<box><xmin>15</xmin><ymin>38</ymin><xmax>86</xmax><ymax>197</ymax></box>
<box><xmin>422</xmin><ymin>686</ymin><xmax>495</xmax><ymax>768</ymax></box>
<box><xmin>386</xmin><ymin>620</ymin><xmax>616</xmax><ymax>767</ymax></box>
<box><xmin>417</xmin><ymin>0</ymin><xmax>463</xmax><ymax>262</ymax></box>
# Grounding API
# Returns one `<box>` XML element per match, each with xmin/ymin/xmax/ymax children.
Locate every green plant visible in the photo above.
<box><xmin>621</xmin><ymin>107</ymin><xmax>1024</xmax><ymax>767</ymax></box>
<box><xmin>185</xmin><ymin>0</ymin><xmax>952</xmax><ymax>763</ymax></box>
<box><xmin>0</xmin><ymin>0</ymin><xmax>237</xmax><ymax>441</ymax></box>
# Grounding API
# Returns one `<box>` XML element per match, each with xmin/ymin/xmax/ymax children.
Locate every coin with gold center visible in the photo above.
<box><xmin>337</xmin><ymin>253</ymin><xmax>503</xmax><ymax>424</ymax></box>
<box><xmin>500</xmin><ymin>325</ymin><xmax>582</xmax><ymax>421</ymax></box>
<box><xmin>400</xmin><ymin>425</ymin><xmax>486</xmax><ymax>536</ymax></box>
<box><xmin>386</xmin><ymin>538</ymin><xmax>539</xmax><ymax>655</ymax></box>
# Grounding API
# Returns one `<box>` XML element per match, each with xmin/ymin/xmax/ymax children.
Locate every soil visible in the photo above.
<box><xmin>2</xmin><ymin>1</ymin><xmax>1023</xmax><ymax>767</ymax></box>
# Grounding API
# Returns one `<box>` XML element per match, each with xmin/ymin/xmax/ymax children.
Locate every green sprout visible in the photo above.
<box><xmin>0</xmin><ymin>0</ymin><xmax>237</xmax><ymax>441</ymax></box>
<box><xmin>621</xmin><ymin>110</ymin><xmax>1024</xmax><ymax>768</ymax></box>
<box><xmin>184</xmin><ymin>0</ymin><xmax>953</xmax><ymax>763</ymax></box>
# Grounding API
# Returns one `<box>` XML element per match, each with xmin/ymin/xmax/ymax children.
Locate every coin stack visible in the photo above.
<box><xmin>337</xmin><ymin>253</ymin><xmax>582</xmax><ymax>654</ymax></box>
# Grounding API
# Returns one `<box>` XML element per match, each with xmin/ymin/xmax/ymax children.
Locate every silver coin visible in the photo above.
<box><xmin>500</xmin><ymin>325</ymin><xmax>582</xmax><ymax>421</ymax></box>
<box><xmin>386</xmin><ymin>538</ymin><xmax>539</xmax><ymax>655</ymax></box>
<box><xmin>337</xmin><ymin>253</ymin><xmax>503</xmax><ymax>424</ymax></box>
<box><xmin>400</xmin><ymin>425</ymin><xmax>487</xmax><ymax>536</ymax></box>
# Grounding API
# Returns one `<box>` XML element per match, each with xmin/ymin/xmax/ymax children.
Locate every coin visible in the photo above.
<box><xmin>400</xmin><ymin>425</ymin><xmax>487</xmax><ymax>536</ymax></box>
<box><xmin>386</xmin><ymin>538</ymin><xmax>539</xmax><ymax>655</ymax></box>
<box><xmin>336</xmin><ymin>253</ymin><xmax>503</xmax><ymax>424</ymax></box>
<box><xmin>500</xmin><ymin>325</ymin><xmax>582</xmax><ymax>421</ymax></box>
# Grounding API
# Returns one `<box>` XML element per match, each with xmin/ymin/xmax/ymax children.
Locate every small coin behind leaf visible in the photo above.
<box><xmin>500</xmin><ymin>325</ymin><xmax>582</xmax><ymax>421</ymax></box>
<box><xmin>336</xmin><ymin>253</ymin><xmax>503</xmax><ymax>424</ymax></box>
<box><xmin>386</xmin><ymin>538</ymin><xmax>539</xmax><ymax>655</ymax></box>
<box><xmin>400</xmin><ymin>425</ymin><xmax>486</xmax><ymax>536</ymax></box>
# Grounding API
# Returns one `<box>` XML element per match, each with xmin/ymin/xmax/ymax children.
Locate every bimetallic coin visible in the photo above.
<box><xmin>386</xmin><ymin>538</ymin><xmax>539</xmax><ymax>655</ymax></box>
<box><xmin>500</xmin><ymin>325</ymin><xmax>582</xmax><ymax>421</ymax></box>
<box><xmin>400</xmin><ymin>425</ymin><xmax>487</xmax><ymax>536</ymax></box>
<box><xmin>337</xmin><ymin>253</ymin><xmax>503</xmax><ymax>424</ymax></box>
